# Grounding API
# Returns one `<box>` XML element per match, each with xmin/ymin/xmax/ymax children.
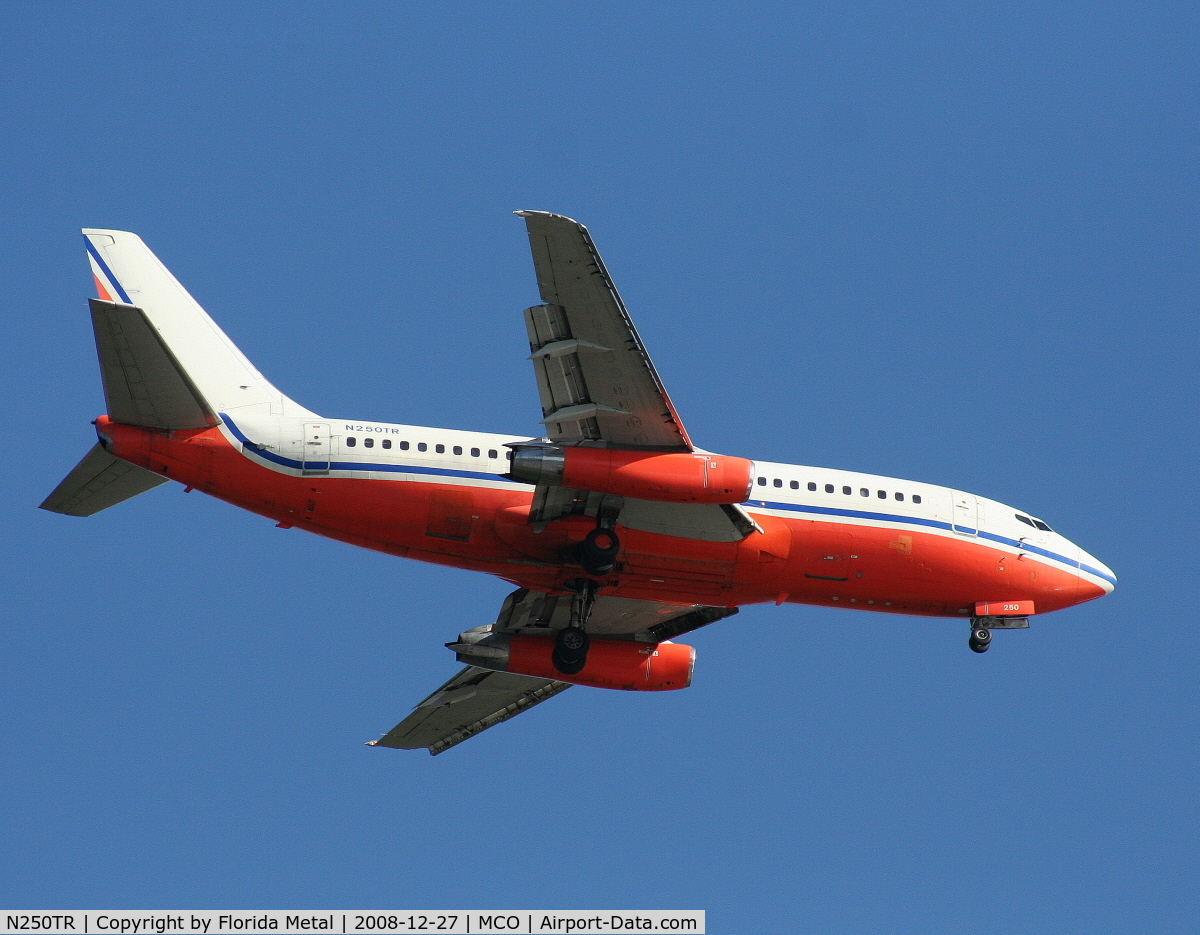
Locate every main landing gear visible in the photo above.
<box><xmin>553</xmin><ymin>578</ymin><xmax>598</xmax><ymax>675</ymax></box>
<box><xmin>968</xmin><ymin>625</ymin><xmax>992</xmax><ymax>653</ymax></box>
<box><xmin>555</xmin><ymin>504</ymin><xmax>620</xmax><ymax>673</ymax></box>
<box><xmin>573</xmin><ymin>525</ymin><xmax>621</xmax><ymax>576</ymax></box>
<box><xmin>572</xmin><ymin>498</ymin><xmax>622</xmax><ymax>576</ymax></box>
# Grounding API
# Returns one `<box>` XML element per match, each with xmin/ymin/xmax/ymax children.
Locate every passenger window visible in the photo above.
<box><xmin>773</xmin><ymin>478</ymin><xmax>782</xmax><ymax>487</ymax></box>
<box><xmin>436</xmin><ymin>444</ymin><xmax>445</xmax><ymax>454</ymax></box>
<box><xmin>506</xmin><ymin>451</ymin><xmax>513</xmax><ymax>460</ymax></box>
<box><xmin>470</xmin><ymin>448</ymin><xmax>480</xmax><ymax>458</ymax></box>
<box><xmin>452</xmin><ymin>445</ymin><xmax>462</xmax><ymax>455</ymax></box>
<box><xmin>860</xmin><ymin>488</ymin><xmax>869</xmax><ymax>497</ymax></box>
<box><xmin>364</xmin><ymin>437</ymin><xmax>374</xmax><ymax>448</ymax></box>
<box><xmin>877</xmin><ymin>490</ymin><xmax>886</xmax><ymax>499</ymax></box>
<box><xmin>825</xmin><ymin>484</ymin><xmax>834</xmax><ymax>493</ymax></box>
<box><xmin>418</xmin><ymin>442</ymin><xmax>427</xmax><ymax>452</ymax></box>
<box><xmin>757</xmin><ymin>477</ymin><xmax>767</xmax><ymax>486</ymax></box>
<box><xmin>790</xmin><ymin>480</ymin><xmax>799</xmax><ymax>489</ymax></box>
<box><xmin>382</xmin><ymin>439</ymin><xmax>391</xmax><ymax>449</ymax></box>
<box><xmin>345</xmin><ymin>437</ymin><xmax>356</xmax><ymax>448</ymax></box>
<box><xmin>895</xmin><ymin>492</ymin><xmax>903</xmax><ymax>501</ymax></box>
<box><xmin>913</xmin><ymin>495</ymin><xmax>922</xmax><ymax>504</ymax></box>
<box><xmin>1015</xmin><ymin>514</ymin><xmax>1036</xmax><ymax>528</ymax></box>
<box><xmin>400</xmin><ymin>440</ymin><xmax>409</xmax><ymax>450</ymax></box>
<box><xmin>808</xmin><ymin>482</ymin><xmax>817</xmax><ymax>491</ymax></box>
<box><xmin>488</xmin><ymin>449</ymin><xmax>498</xmax><ymax>459</ymax></box>
<box><xmin>842</xmin><ymin>486</ymin><xmax>851</xmax><ymax>495</ymax></box>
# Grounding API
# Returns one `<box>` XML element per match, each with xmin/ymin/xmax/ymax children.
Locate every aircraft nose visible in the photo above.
<box><xmin>1077</xmin><ymin>548</ymin><xmax>1117</xmax><ymax>594</ymax></box>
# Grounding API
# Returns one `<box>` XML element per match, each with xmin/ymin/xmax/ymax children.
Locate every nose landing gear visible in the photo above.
<box><xmin>967</xmin><ymin>613</ymin><xmax>1030</xmax><ymax>652</ymax></box>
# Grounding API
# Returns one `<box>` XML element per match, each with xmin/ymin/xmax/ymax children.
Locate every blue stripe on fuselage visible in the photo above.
<box><xmin>221</xmin><ymin>414</ymin><xmax>1115</xmax><ymax>586</ymax></box>
<box><xmin>220</xmin><ymin>413</ymin><xmax>510</xmax><ymax>483</ymax></box>
<box><xmin>732</xmin><ymin>499</ymin><xmax>1114</xmax><ymax>585</ymax></box>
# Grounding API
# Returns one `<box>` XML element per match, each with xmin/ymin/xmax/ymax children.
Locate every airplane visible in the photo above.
<box><xmin>40</xmin><ymin>211</ymin><xmax>1116</xmax><ymax>754</ymax></box>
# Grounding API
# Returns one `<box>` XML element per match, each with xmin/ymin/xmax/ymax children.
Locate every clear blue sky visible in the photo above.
<box><xmin>4</xmin><ymin>2</ymin><xmax>1197</xmax><ymax>932</ymax></box>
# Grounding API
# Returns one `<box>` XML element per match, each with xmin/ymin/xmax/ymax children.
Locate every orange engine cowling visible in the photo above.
<box><xmin>508</xmin><ymin>445</ymin><xmax>753</xmax><ymax>505</ymax></box>
<box><xmin>454</xmin><ymin>633</ymin><xmax>695</xmax><ymax>691</ymax></box>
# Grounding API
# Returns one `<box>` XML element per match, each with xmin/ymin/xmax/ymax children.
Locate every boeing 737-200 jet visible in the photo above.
<box><xmin>41</xmin><ymin>212</ymin><xmax>1115</xmax><ymax>754</ymax></box>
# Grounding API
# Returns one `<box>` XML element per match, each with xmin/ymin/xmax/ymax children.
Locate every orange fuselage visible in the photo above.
<box><xmin>97</xmin><ymin>416</ymin><xmax>1107</xmax><ymax>619</ymax></box>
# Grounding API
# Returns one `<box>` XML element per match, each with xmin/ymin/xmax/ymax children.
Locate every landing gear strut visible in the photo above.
<box><xmin>553</xmin><ymin>578</ymin><xmax>597</xmax><ymax>675</ymax></box>
<box><xmin>968</xmin><ymin>625</ymin><xmax>992</xmax><ymax>653</ymax></box>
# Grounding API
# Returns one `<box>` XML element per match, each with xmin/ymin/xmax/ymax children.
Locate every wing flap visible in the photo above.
<box><xmin>369</xmin><ymin>666</ymin><xmax>570</xmax><ymax>755</ymax></box>
<box><xmin>39</xmin><ymin>443</ymin><xmax>168</xmax><ymax>516</ymax></box>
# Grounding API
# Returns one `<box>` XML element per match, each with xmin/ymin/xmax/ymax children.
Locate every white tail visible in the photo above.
<box><xmin>83</xmin><ymin>229</ymin><xmax>316</xmax><ymax>420</ymax></box>
<box><xmin>41</xmin><ymin>231</ymin><xmax>320</xmax><ymax>517</ymax></box>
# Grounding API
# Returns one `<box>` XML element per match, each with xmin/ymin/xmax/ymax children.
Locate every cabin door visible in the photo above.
<box><xmin>301</xmin><ymin>422</ymin><xmax>331</xmax><ymax>475</ymax></box>
<box><xmin>951</xmin><ymin>493</ymin><xmax>978</xmax><ymax>536</ymax></box>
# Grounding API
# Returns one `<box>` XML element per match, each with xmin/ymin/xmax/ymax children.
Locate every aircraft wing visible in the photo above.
<box><xmin>368</xmin><ymin>666</ymin><xmax>571</xmax><ymax>756</ymax></box>
<box><xmin>516</xmin><ymin>212</ymin><xmax>757</xmax><ymax>539</ymax></box>
<box><xmin>370</xmin><ymin>588</ymin><xmax>736</xmax><ymax>754</ymax></box>
<box><xmin>517</xmin><ymin>211</ymin><xmax>691</xmax><ymax>451</ymax></box>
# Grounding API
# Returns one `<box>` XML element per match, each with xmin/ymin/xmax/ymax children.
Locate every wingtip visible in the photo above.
<box><xmin>514</xmin><ymin>210</ymin><xmax>583</xmax><ymax>227</ymax></box>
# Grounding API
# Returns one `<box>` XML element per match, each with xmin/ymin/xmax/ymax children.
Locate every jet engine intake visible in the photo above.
<box><xmin>508</xmin><ymin>444</ymin><xmax>752</xmax><ymax>505</ymax></box>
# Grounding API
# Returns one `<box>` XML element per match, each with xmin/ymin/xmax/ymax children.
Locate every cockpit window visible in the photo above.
<box><xmin>1015</xmin><ymin>514</ymin><xmax>1036</xmax><ymax>528</ymax></box>
<box><xmin>1033</xmin><ymin>519</ymin><xmax>1053</xmax><ymax>532</ymax></box>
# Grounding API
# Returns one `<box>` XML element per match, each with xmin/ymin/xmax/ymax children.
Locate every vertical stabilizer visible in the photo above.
<box><xmin>83</xmin><ymin>230</ymin><xmax>315</xmax><ymax>419</ymax></box>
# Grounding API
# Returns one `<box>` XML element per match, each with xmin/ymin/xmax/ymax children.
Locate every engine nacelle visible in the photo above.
<box><xmin>451</xmin><ymin>632</ymin><xmax>695</xmax><ymax>691</ymax></box>
<box><xmin>508</xmin><ymin>445</ymin><xmax>753</xmax><ymax>505</ymax></box>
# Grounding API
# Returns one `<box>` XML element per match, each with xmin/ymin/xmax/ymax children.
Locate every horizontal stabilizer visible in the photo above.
<box><xmin>39</xmin><ymin>443</ymin><xmax>168</xmax><ymax>516</ymax></box>
<box><xmin>91</xmin><ymin>299</ymin><xmax>218</xmax><ymax>430</ymax></box>
<box><xmin>369</xmin><ymin>666</ymin><xmax>570</xmax><ymax>755</ymax></box>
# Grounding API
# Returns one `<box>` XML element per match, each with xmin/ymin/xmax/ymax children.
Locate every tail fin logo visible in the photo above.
<box><xmin>84</xmin><ymin>237</ymin><xmax>133</xmax><ymax>304</ymax></box>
